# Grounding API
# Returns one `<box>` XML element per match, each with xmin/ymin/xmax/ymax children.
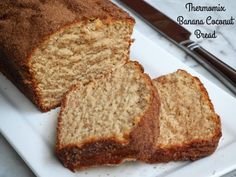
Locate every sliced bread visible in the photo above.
<box><xmin>148</xmin><ymin>70</ymin><xmax>221</xmax><ymax>163</ymax></box>
<box><xmin>55</xmin><ymin>61</ymin><xmax>160</xmax><ymax>171</ymax></box>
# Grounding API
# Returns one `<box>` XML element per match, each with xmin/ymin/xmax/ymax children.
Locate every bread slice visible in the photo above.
<box><xmin>148</xmin><ymin>70</ymin><xmax>221</xmax><ymax>163</ymax></box>
<box><xmin>0</xmin><ymin>0</ymin><xmax>134</xmax><ymax>112</ymax></box>
<box><xmin>55</xmin><ymin>61</ymin><xmax>160</xmax><ymax>171</ymax></box>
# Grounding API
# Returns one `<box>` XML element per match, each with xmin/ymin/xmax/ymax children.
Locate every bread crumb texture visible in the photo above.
<box><xmin>30</xmin><ymin>19</ymin><xmax>133</xmax><ymax>109</ymax></box>
<box><xmin>0</xmin><ymin>0</ymin><xmax>134</xmax><ymax>111</ymax></box>
<box><xmin>57</xmin><ymin>62</ymin><xmax>152</xmax><ymax>147</ymax></box>
<box><xmin>153</xmin><ymin>70</ymin><xmax>221</xmax><ymax>147</ymax></box>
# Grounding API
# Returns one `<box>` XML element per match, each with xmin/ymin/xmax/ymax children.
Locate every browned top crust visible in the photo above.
<box><xmin>0</xmin><ymin>0</ymin><xmax>134</xmax><ymax>66</ymax></box>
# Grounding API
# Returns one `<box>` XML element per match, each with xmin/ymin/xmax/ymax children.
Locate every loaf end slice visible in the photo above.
<box><xmin>149</xmin><ymin>70</ymin><xmax>221</xmax><ymax>163</ymax></box>
<box><xmin>55</xmin><ymin>61</ymin><xmax>160</xmax><ymax>171</ymax></box>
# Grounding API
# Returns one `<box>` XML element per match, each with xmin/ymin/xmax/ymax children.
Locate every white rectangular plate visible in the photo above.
<box><xmin>1</xmin><ymin>30</ymin><xmax>236</xmax><ymax>177</ymax></box>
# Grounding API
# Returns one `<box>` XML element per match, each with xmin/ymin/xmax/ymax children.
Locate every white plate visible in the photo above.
<box><xmin>0</xmin><ymin>30</ymin><xmax>236</xmax><ymax>177</ymax></box>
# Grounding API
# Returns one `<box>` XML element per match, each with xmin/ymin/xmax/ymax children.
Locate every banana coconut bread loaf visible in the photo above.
<box><xmin>0</xmin><ymin>0</ymin><xmax>134</xmax><ymax>112</ymax></box>
<box><xmin>148</xmin><ymin>70</ymin><xmax>221</xmax><ymax>163</ymax></box>
<box><xmin>55</xmin><ymin>61</ymin><xmax>160</xmax><ymax>171</ymax></box>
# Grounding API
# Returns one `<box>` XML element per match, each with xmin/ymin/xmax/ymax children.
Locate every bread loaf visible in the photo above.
<box><xmin>55</xmin><ymin>61</ymin><xmax>160</xmax><ymax>171</ymax></box>
<box><xmin>0</xmin><ymin>0</ymin><xmax>134</xmax><ymax>112</ymax></box>
<box><xmin>148</xmin><ymin>70</ymin><xmax>221</xmax><ymax>162</ymax></box>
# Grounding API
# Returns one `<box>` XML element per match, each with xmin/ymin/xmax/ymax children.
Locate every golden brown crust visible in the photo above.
<box><xmin>55</xmin><ymin>61</ymin><xmax>160</xmax><ymax>171</ymax></box>
<box><xmin>0</xmin><ymin>0</ymin><xmax>134</xmax><ymax>64</ymax></box>
<box><xmin>147</xmin><ymin>69</ymin><xmax>221</xmax><ymax>163</ymax></box>
<box><xmin>148</xmin><ymin>131</ymin><xmax>221</xmax><ymax>163</ymax></box>
<box><xmin>0</xmin><ymin>0</ymin><xmax>135</xmax><ymax>112</ymax></box>
<box><xmin>129</xmin><ymin>74</ymin><xmax>160</xmax><ymax>161</ymax></box>
<box><xmin>56</xmin><ymin>139</ymin><xmax>135</xmax><ymax>171</ymax></box>
<box><xmin>0</xmin><ymin>51</ymin><xmax>45</xmax><ymax>110</ymax></box>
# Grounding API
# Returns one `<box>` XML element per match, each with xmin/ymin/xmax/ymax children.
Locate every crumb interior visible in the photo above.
<box><xmin>30</xmin><ymin>19</ymin><xmax>133</xmax><ymax>109</ymax></box>
<box><xmin>59</xmin><ymin>62</ymin><xmax>152</xmax><ymax>146</ymax></box>
<box><xmin>154</xmin><ymin>71</ymin><xmax>218</xmax><ymax>146</ymax></box>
